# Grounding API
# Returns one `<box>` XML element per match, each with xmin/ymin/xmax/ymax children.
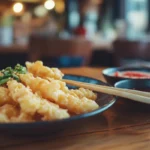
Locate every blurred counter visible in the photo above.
<box><xmin>0</xmin><ymin>40</ymin><xmax>112</xmax><ymax>54</ymax></box>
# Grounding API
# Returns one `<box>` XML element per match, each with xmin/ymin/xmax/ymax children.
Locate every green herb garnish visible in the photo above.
<box><xmin>14</xmin><ymin>64</ymin><xmax>27</xmax><ymax>74</ymax></box>
<box><xmin>0</xmin><ymin>64</ymin><xmax>27</xmax><ymax>85</ymax></box>
<box><xmin>0</xmin><ymin>78</ymin><xmax>10</xmax><ymax>85</ymax></box>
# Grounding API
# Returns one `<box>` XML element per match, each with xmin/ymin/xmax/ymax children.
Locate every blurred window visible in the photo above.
<box><xmin>125</xmin><ymin>0</ymin><xmax>148</xmax><ymax>39</ymax></box>
<box><xmin>84</xmin><ymin>9</ymin><xmax>98</xmax><ymax>38</ymax></box>
<box><xmin>68</xmin><ymin>0</ymin><xmax>80</xmax><ymax>29</ymax></box>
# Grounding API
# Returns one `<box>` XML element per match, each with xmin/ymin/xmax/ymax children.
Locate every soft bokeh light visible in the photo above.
<box><xmin>13</xmin><ymin>2</ymin><xmax>24</xmax><ymax>13</ymax></box>
<box><xmin>44</xmin><ymin>0</ymin><xmax>55</xmax><ymax>10</ymax></box>
<box><xmin>91</xmin><ymin>0</ymin><xmax>103</xmax><ymax>5</ymax></box>
<box><xmin>34</xmin><ymin>5</ymin><xmax>48</xmax><ymax>17</ymax></box>
<box><xmin>55</xmin><ymin>0</ymin><xmax>65</xmax><ymax>13</ymax></box>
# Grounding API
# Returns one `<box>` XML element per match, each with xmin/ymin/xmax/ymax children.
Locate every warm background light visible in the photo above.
<box><xmin>55</xmin><ymin>0</ymin><xmax>65</xmax><ymax>13</ymax></box>
<box><xmin>13</xmin><ymin>2</ymin><xmax>24</xmax><ymax>13</ymax></box>
<box><xmin>44</xmin><ymin>0</ymin><xmax>55</xmax><ymax>10</ymax></box>
<box><xmin>34</xmin><ymin>5</ymin><xmax>48</xmax><ymax>17</ymax></box>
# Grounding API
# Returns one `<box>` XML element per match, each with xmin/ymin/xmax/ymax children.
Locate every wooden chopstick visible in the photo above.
<box><xmin>63</xmin><ymin>79</ymin><xmax>150</xmax><ymax>104</ymax></box>
<box><xmin>64</xmin><ymin>79</ymin><xmax>150</xmax><ymax>97</ymax></box>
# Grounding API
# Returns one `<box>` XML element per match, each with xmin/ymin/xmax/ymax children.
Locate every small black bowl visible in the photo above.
<box><xmin>115</xmin><ymin>79</ymin><xmax>150</xmax><ymax>91</ymax></box>
<box><xmin>115</xmin><ymin>79</ymin><xmax>150</xmax><ymax>108</ymax></box>
<box><xmin>102</xmin><ymin>67</ymin><xmax>150</xmax><ymax>85</ymax></box>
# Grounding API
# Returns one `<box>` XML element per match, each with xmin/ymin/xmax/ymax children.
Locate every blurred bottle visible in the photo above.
<box><xmin>74</xmin><ymin>25</ymin><xmax>87</xmax><ymax>38</ymax></box>
<box><xmin>0</xmin><ymin>13</ymin><xmax>13</xmax><ymax>46</ymax></box>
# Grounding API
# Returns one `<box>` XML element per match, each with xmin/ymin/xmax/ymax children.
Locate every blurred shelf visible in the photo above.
<box><xmin>0</xmin><ymin>44</ymin><xmax>28</xmax><ymax>54</ymax></box>
<box><xmin>92</xmin><ymin>41</ymin><xmax>113</xmax><ymax>51</ymax></box>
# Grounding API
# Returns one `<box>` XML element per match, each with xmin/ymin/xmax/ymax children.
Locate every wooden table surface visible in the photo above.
<box><xmin>0</xmin><ymin>67</ymin><xmax>150</xmax><ymax>150</ymax></box>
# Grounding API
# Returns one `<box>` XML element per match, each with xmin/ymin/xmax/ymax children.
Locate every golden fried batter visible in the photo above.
<box><xmin>20</xmin><ymin>74</ymin><xmax>99</xmax><ymax>114</ymax></box>
<box><xmin>26</xmin><ymin>61</ymin><xmax>64</xmax><ymax>80</ymax></box>
<box><xmin>69</xmin><ymin>88</ymin><xmax>97</xmax><ymax>100</ymax></box>
<box><xmin>0</xmin><ymin>87</ymin><xmax>13</xmax><ymax>106</ymax></box>
<box><xmin>47</xmin><ymin>77</ymin><xmax>69</xmax><ymax>93</ymax></box>
<box><xmin>38</xmin><ymin>100</ymin><xmax>70</xmax><ymax>121</ymax></box>
<box><xmin>0</xmin><ymin>114</ymin><xmax>9</xmax><ymax>122</ymax></box>
<box><xmin>0</xmin><ymin>104</ymin><xmax>19</xmax><ymax>123</ymax></box>
<box><xmin>11</xmin><ymin>112</ymin><xmax>33</xmax><ymax>122</ymax></box>
<box><xmin>0</xmin><ymin>105</ymin><xmax>33</xmax><ymax>123</ymax></box>
<box><xmin>7</xmin><ymin>80</ymin><xmax>69</xmax><ymax>120</ymax></box>
<box><xmin>0</xmin><ymin>61</ymin><xmax>100</xmax><ymax>123</ymax></box>
<box><xmin>7</xmin><ymin>80</ymin><xmax>41</xmax><ymax>115</ymax></box>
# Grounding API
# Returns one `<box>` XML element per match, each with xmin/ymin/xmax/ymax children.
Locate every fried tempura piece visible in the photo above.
<box><xmin>0</xmin><ymin>104</ymin><xmax>33</xmax><ymax>123</ymax></box>
<box><xmin>11</xmin><ymin>112</ymin><xmax>33</xmax><ymax>122</ymax></box>
<box><xmin>7</xmin><ymin>80</ymin><xmax>41</xmax><ymax>115</ymax></box>
<box><xmin>47</xmin><ymin>78</ymin><xmax>96</xmax><ymax>100</ymax></box>
<box><xmin>47</xmin><ymin>77</ymin><xmax>69</xmax><ymax>93</ymax></box>
<box><xmin>69</xmin><ymin>88</ymin><xmax>97</xmax><ymax>100</ymax></box>
<box><xmin>38</xmin><ymin>100</ymin><xmax>70</xmax><ymax>121</ymax></box>
<box><xmin>0</xmin><ymin>87</ymin><xmax>13</xmax><ymax>106</ymax></box>
<box><xmin>0</xmin><ymin>104</ymin><xmax>19</xmax><ymax>123</ymax></box>
<box><xmin>20</xmin><ymin>74</ymin><xmax>99</xmax><ymax>114</ymax></box>
<box><xmin>0</xmin><ymin>114</ymin><xmax>9</xmax><ymax>122</ymax></box>
<box><xmin>26</xmin><ymin>61</ymin><xmax>64</xmax><ymax>80</ymax></box>
<box><xmin>7</xmin><ymin>80</ymin><xmax>69</xmax><ymax>120</ymax></box>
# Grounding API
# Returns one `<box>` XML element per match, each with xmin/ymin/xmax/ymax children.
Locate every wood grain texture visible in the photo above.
<box><xmin>0</xmin><ymin>67</ymin><xmax>150</xmax><ymax>150</ymax></box>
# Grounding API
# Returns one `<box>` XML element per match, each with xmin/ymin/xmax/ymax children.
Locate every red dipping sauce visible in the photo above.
<box><xmin>114</xmin><ymin>71</ymin><xmax>150</xmax><ymax>79</ymax></box>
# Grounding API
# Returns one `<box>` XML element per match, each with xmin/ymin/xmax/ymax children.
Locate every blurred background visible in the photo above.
<box><xmin>0</xmin><ymin>0</ymin><xmax>150</xmax><ymax>68</ymax></box>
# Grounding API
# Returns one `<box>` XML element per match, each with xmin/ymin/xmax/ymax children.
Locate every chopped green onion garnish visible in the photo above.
<box><xmin>0</xmin><ymin>64</ymin><xmax>27</xmax><ymax>85</ymax></box>
<box><xmin>0</xmin><ymin>78</ymin><xmax>10</xmax><ymax>85</ymax></box>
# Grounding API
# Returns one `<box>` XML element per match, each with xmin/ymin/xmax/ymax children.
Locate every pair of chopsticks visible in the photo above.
<box><xmin>63</xmin><ymin>79</ymin><xmax>150</xmax><ymax>104</ymax></box>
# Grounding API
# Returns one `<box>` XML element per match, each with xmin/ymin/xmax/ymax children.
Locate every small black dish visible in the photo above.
<box><xmin>0</xmin><ymin>75</ymin><xmax>116</xmax><ymax>136</ymax></box>
<box><xmin>115</xmin><ymin>79</ymin><xmax>150</xmax><ymax>104</ymax></box>
<box><xmin>115</xmin><ymin>79</ymin><xmax>150</xmax><ymax>91</ymax></box>
<box><xmin>102</xmin><ymin>67</ymin><xmax>150</xmax><ymax>85</ymax></box>
<box><xmin>115</xmin><ymin>79</ymin><xmax>150</xmax><ymax>114</ymax></box>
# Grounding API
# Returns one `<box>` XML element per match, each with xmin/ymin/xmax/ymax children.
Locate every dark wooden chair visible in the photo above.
<box><xmin>112</xmin><ymin>39</ymin><xmax>150</xmax><ymax>67</ymax></box>
<box><xmin>28</xmin><ymin>35</ymin><xmax>93</xmax><ymax>67</ymax></box>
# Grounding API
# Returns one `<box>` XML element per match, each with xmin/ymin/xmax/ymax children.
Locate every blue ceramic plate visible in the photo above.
<box><xmin>0</xmin><ymin>75</ymin><xmax>116</xmax><ymax>135</ymax></box>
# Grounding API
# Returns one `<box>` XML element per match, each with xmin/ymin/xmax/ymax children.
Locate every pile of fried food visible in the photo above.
<box><xmin>0</xmin><ymin>61</ymin><xmax>99</xmax><ymax>123</ymax></box>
